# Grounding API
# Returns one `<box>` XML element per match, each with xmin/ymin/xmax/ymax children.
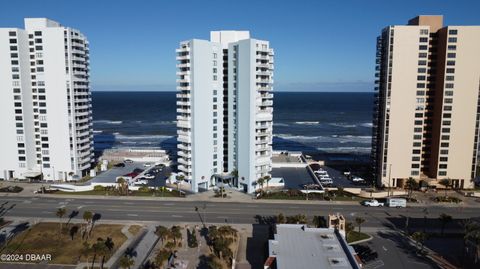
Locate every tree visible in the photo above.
<box><xmin>257</xmin><ymin>177</ymin><xmax>265</xmax><ymax>189</ymax></box>
<box><xmin>83</xmin><ymin>211</ymin><xmax>93</xmax><ymax>239</ymax></box>
<box><xmin>101</xmin><ymin>237</ymin><xmax>115</xmax><ymax>269</ymax></box>
<box><xmin>346</xmin><ymin>222</ymin><xmax>355</xmax><ymax>241</ymax></box>
<box><xmin>439</xmin><ymin>178</ymin><xmax>451</xmax><ymax>197</ymax></box>
<box><xmin>170</xmin><ymin>226</ymin><xmax>182</xmax><ymax>245</ymax></box>
<box><xmin>91</xmin><ymin>238</ymin><xmax>107</xmax><ymax>269</ymax></box>
<box><xmin>439</xmin><ymin>213</ymin><xmax>453</xmax><ymax>236</ymax></box>
<box><xmin>155</xmin><ymin>225</ymin><xmax>170</xmax><ymax>245</ymax></box>
<box><xmin>286</xmin><ymin>214</ymin><xmax>307</xmax><ymax>224</ymax></box>
<box><xmin>55</xmin><ymin>207</ymin><xmax>67</xmax><ymax>232</ymax></box>
<box><xmin>412</xmin><ymin>231</ymin><xmax>427</xmax><ymax>252</ymax></box>
<box><xmin>355</xmin><ymin>217</ymin><xmax>365</xmax><ymax>233</ymax></box>
<box><xmin>405</xmin><ymin>177</ymin><xmax>418</xmax><ymax>198</ymax></box>
<box><xmin>117</xmin><ymin>177</ymin><xmax>128</xmax><ymax>195</ymax></box>
<box><xmin>264</xmin><ymin>175</ymin><xmax>272</xmax><ymax>190</ymax></box>
<box><xmin>276</xmin><ymin>213</ymin><xmax>286</xmax><ymax>224</ymax></box>
<box><xmin>80</xmin><ymin>241</ymin><xmax>91</xmax><ymax>264</ymax></box>
<box><xmin>312</xmin><ymin>216</ymin><xmax>324</xmax><ymax>228</ymax></box>
<box><xmin>119</xmin><ymin>255</ymin><xmax>134</xmax><ymax>269</ymax></box>
<box><xmin>155</xmin><ymin>248</ymin><xmax>171</xmax><ymax>267</ymax></box>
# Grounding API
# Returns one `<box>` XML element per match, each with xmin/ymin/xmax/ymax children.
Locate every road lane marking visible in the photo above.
<box><xmin>127</xmin><ymin>214</ymin><xmax>138</xmax><ymax>217</ymax></box>
<box><xmin>382</xmin><ymin>246</ymin><xmax>387</xmax><ymax>251</ymax></box>
<box><xmin>171</xmin><ymin>215</ymin><xmax>182</xmax><ymax>218</ymax></box>
<box><xmin>246</xmin><ymin>205</ymin><xmax>258</xmax><ymax>208</ymax></box>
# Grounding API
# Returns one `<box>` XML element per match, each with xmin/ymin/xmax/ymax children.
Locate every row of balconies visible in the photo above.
<box><xmin>178</xmin><ymin>164</ymin><xmax>192</xmax><ymax>173</ymax></box>
<box><xmin>176</xmin><ymin>93</ymin><xmax>191</xmax><ymax>99</ymax></box>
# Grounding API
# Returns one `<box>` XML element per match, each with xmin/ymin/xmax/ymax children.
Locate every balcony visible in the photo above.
<box><xmin>177</xmin><ymin>101</ymin><xmax>190</xmax><ymax>106</ymax></box>
<box><xmin>177</xmin><ymin>119</ymin><xmax>191</xmax><ymax>129</ymax></box>
<box><xmin>178</xmin><ymin>165</ymin><xmax>192</xmax><ymax>173</ymax></box>
<box><xmin>176</xmin><ymin>63</ymin><xmax>191</xmax><ymax>68</ymax></box>
<box><xmin>177</xmin><ymin>86</ymin><xmax>191</xmax><ymax>91</ymax></box>
<box><xmin>176</xmin><ymin>55</ymin><xmax>190</xmax><ymax>61</ymax></box>
<box><xmin>177</xmin><ymin>150</ymin><xmax>189</xmax><ymax>158</ymax></box>
<box><xmin>177</xmin><ymin>129</ymin><xmax>190</xmax><ymax>137</ymax></box>
<box><xmin>260</xmin><ymin>100</ymin><xmax>273</xmax><ymax>106</ymax></box>
<box><xmin>176</xmin><ymin>107</ymin><xmax>191</xmax><ymax>114</ymax></box>
<box><xmin>176</xmin><ymin>71</ymin><xmax>191</xmax><ymax>76</ymax></box>
<box><xmin>178</xmin><ymin>134</ymin><xmax>191</xmax><ymax>143</ymax></box>
<box><xmin>178</xmin><ymin>143</ymin><xmax>191</xmax><ymax>151</ymax></box>
<box><xmin>176</xmin><ymin>93</ymin><xmax>191</xmax><ymax>99</ymax></box>
<box><xmin>256</xmin><ymin>155</ymin><xmax>272</xmax><ymax>165</ymax></box>
<box><xmin>176</xmin><ymin>77</ymin><xmax>190</xmax><ymax>83</ymax></box>
<box><xmin>177</xmin><ymin>157</ymin><xmax>191</xmax><ymax>165</ymax></box>
<box><xmin>175</xmin><ymin>47</ymin><xmax>191</xmax><ymax>53</ymax></box>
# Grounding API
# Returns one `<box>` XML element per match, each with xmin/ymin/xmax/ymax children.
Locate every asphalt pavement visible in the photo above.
<box><xmin>1</xmin><ymin>195</ymin><xmax>479</xmax><ymax>228</ymax></box>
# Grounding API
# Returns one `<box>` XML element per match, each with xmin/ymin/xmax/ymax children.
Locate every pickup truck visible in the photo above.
<box><xmin>362</xmin><ymin>199</ymin><xmax>384</xmax><ymax>207</ymax></box>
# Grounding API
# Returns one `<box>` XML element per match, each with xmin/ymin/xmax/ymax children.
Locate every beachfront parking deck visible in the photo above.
<box><xmin>271</xmin><ymin>166</ymin><xmax>316</xmax><ymax>189</ymax></box>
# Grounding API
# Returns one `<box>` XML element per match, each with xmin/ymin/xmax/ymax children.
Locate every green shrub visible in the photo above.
<box><xmin>93</xmin><ymin>185</ymin><xmax>105</xmax><ymax>191</ymax></box>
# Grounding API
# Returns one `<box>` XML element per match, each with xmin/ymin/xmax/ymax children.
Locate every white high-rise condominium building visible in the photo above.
<box><xmin>0</xmin><ymin>18</ymin><xmax>93</xmax><ymax>181</ymax></box>
<box><xmin>176</xmin><ymin>31</ymin><xmax>274</xmax><ymax>193</ymax></box>
<box><xmin>372</xmin><ymin>16</ymin><xmax>480</xmax><ymax>189</ymax></box>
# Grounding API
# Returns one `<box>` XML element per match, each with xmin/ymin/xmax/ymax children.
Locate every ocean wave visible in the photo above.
<box><xmin>274</xmin><ymin>123</ymin><xmax>290</xmax><ymax>127</ymax></box>
<box><xmin>93</xmin><ymin>120</ymin><xmax>123</xmax><ymax>125</ymax></box>
<box><xmin>93</xmin><ymin>130</ymin><xmax>103</xmax><ymax>134</ymax></box>
<box><xmin>360</xmin><ymin>122</ymin><xmax>373</xmax><ymax>128</ymax></box>
<box><xmin>329</xmin><ymin>123</ymin><xmax>357</xmax><ymax>128</ymax></box>
<box><xmin>275</xmin><ymin>134</ymin><xmax>371</xmax><ymax>144</ymax></box>
<box><xmin>316</xmin><ymin>147</ymin><xmax>371</xmax><ymax>153</ymax></box>
<box><xmin>152</xmin><ymin>120</ymin><xmax>176</xmax><ymax>125</ymax></box>
<box><xmin>295</xmin><ymin>121</ymin><xmax>319</xmax><ymax>125</ymax></box>
<box><xmin>114</xmin><ymin>134</ymin><xmax>173</xmax><ymax>140</ymax></box>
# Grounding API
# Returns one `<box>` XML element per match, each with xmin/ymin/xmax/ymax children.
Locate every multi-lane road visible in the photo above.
<box><xmin>1</xmin><ymin>195</ymin><xmax>479</xmax><ymax>228</ymax></box>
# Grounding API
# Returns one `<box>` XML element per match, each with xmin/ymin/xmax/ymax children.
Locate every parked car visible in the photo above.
<box><xmin>144</xmin><ymin>174</ymin><xmax>155</xmax><ymax>179</ymax></box>
<box><xmin>343</xmin><ymin>170</ymin><xmax>351</xmax><ymax>176</ymax></box>
<box><xmin>386</xmin><ymin>198</ymin><xmax>407</xmax><ymax>208</ymax></box>
<box><xmin>143</xmin><ymin>163</ymin><xmax>152</xmax><ymax>167</ymax></box>
<box><xmin>362</xmin><ymin>199</ymin><xmax>384</xmax><ymax>207</ymax></box>
<box><xmin>114</xmin><ymin>163</ymin><xmax>125</xmax><ymax>168</ymax></box>
<box><xmin>124</xmin><ymin>159</ymin><xmax>134</xmax><ymax>163</ymax></box>
<box><xmin>352</xmin><ymin>176</ymin><xmax>365</xmax><ymax>182</ymax></box>
<box><xmin>320</xmin><ymin>178</ymin><xmax>333</xmax><ymax>185</ymax></box>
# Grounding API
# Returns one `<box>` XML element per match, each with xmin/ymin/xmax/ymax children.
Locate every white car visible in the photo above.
<box><xmin>352</xmin><ymin>177</ymin><xmax>365</xmax><ymax>182</ymax></box>
<box><xmin>315</xmin><ymin>170</ymin><xmax>328</xmax><ymax>175</ymax></box>
<box><xmin>362</xmin><ymin>199</ymin><xmax>384</xmax><ymax>207</ymax></box>
<box><xmin>144</xmin><ymin>174</ymin><xmax>155</xmax><ymax>179</ymax></box>
<box><xmin>143</xmin><ymin>163</ymin><xmax>152</xmax><ymax>167</ymax></box>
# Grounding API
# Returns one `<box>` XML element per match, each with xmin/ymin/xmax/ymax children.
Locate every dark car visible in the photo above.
<box><xmin>114</xmin><ymin>163</ymin><xmax>126</xmax><ymax>168</ymax></box>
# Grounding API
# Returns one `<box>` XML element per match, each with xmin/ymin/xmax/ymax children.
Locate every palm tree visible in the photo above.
<box><xmin>257</xmin><ymin>177</ymin><xmax>265</xmax><ymax>189</ymax></box>
<box><xmin>83</xmin><ymin>211</ymin><xmax>93</xmax><ymax>239</ymax></box>
<box><xmin>155</xmin><ymin>225</ymin><xmax>170</xmax><ymax>245</ymax></box>
<box><xmin>170</xmin><ymin>226</ymin><xmax>182</xmax><ymax>245</ymax></box>
<box><xmin>277</xmin><ymin>213</ymin><xmax>286</xmax><ymax>224</ymax></box>
<box><xmin>101</xmin><ymin>237</ymin><xmax>114</xmax><ymax>269</ymax></box>
<box><xmin>264</xmin><ymin>175</ymin><xmax>272</xmax><ymax>190</ymax></box>
<box><xmin>80</xmin><ymin>241</ymin><xmax>91</xmax><ymax>264</ymax></box>
<box><xmin>439</xmin><ymin>178</ymin><xmax>451</xmax><ymax>197</ymax></box>
<box><xmin>91</xmin><ymin>238</ymin><xmax>107</xmax><ymax>269</ymax></box>
<box><xmin>405</xmin><ymin>177</ymin><xmax>418</xmax><ymax>198</ymax></box>
<box><xmin>55</xmin><ymin>207</ymin><xmax>67</xmax><ymax>232</ymax></box>
<box><xmin>412</xmin><ymin>231</ymin><xmax>427</xmax><ymax>252</ymax></box>
<box><xmin>119</xmin><ymin>255</ymin><xmax>134</xmax><ymax>269</ymax></box>
<box><xmin>439</xmin><ymin>213</ymin><xmax>453</xmax><ymax>236</ymax></box>
<box><xmin>346</xmin><ymin>222</ymin><xmax>355</xmax><ymax>241</ymax></box>
<box><xmin>355</xmin><ymin>217</ymin><xmax>365</xmax><ymax>233</ymax></box>
<box><xmin>117</xmin><ymin>177</ymin><xmax>127</xmax><ymax>195</ymax></box>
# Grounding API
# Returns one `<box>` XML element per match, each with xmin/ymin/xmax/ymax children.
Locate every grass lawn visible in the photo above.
<box><xmin>347</xmin><ymin>231</ymin><xmax>371</xmax><ymax>243</ymax></box>
<box><xmin>128</xmin><ymin>225</ymin><xmax>143</xmax><ymax>236</ymax></box>
<box><xmin>55</xmin><ymin>190</ymin><xmax>183</xmax><ymax>197</ymax></box>
<box><xmin>1</xmin><ymin>222</ymin><xmax>127</xmax><ymax>264</ymax></box>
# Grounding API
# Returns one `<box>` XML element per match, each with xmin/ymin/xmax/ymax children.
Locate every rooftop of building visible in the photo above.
<box><xmin>268</xmin><ymin>224</ymin><xmax>360</xmax><ymax>269</ymax></box>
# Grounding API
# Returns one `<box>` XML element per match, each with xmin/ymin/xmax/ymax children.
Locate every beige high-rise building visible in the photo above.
<box><xmin>372</xmin><ymin>15</ymin><xmax>480</xmax><ymax>189</ymax></box>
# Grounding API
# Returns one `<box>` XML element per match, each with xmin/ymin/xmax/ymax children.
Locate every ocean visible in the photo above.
<box><xmin>92</xmin><ymin>92</ymin><xmax>374</xmax><ymax>155</ymax></box>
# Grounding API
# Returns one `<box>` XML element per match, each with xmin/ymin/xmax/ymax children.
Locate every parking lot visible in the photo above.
<box><xmin>90</xmin><ymin>161</ymin><xmax>171</xmax><ymax>188</ymax></box>
<box><xmin>271</xmin><ymin>166</ymin><xmax>317</xmax><ymax>189</ymax></box>
<box><xmin>355</xmin><ymin>230</ymin><xmax>435</xmax><ymax>269</ymax></box>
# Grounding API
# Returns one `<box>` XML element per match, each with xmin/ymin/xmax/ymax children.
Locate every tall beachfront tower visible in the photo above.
<box><xmin>371</xmin><ymin>15</ymin><xmax>480</xmax><ymax>189</ymax></box>
<box><xmin>0</xmin><ymin>18</ymin><xmax>93</xmax><ymax>181</ymax></box>
<box><xmin>176</xmin><ymin>31</ymin><xmax>274</xmax><ymax>193</ymax></box>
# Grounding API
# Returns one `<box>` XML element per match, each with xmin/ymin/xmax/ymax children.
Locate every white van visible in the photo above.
<box><xmin>386</xmin><ymin>198</ymin><xmax>407</xmax><ymax>208</ymax></box>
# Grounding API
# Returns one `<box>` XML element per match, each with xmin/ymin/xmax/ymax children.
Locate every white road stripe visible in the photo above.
<box><xmin>127</xmin><ymin>214</ymin><xmax>138</xmax><ymax>217</ymax></box>
<box><xmin>171</xmin><ymin>215</ymin><xmax>183</xmax><ymax>218</ymax></box>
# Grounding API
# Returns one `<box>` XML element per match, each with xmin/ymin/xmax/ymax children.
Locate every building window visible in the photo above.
<box><xmin>448</xmin><ymin>37</ymin><xmax>457</xmax><ymax>43</ymax></box>
<box><xmin>448</xmin><ymin>29</ymin><xmax>458</xmax><ymax>35</ymax></box>
<box><xmin>439</xmin><ymin>171</ymin><xmax>447</xmax><ymax>176</ymax></box>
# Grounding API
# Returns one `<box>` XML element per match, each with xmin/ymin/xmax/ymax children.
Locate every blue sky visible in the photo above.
<box><xmin>1</xmin><ymin>0</ymin><xmax>479</xmax><ymax>92</ymax></box>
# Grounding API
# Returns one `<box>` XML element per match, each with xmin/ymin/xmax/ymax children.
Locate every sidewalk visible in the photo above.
<box><xmin>2</xmin><ymin>181</ymin><xmax>480</xmax><ymax>208</ymax></box>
